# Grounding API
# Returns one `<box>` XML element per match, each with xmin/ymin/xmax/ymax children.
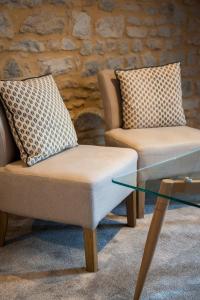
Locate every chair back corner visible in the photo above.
<box><xmin>97</xmin><ymin>69</ymin><xmax>123</xmax><ymax>131</ymax></box>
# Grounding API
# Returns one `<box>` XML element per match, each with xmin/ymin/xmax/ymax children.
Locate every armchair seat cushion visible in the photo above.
<box><xmin>0</xmin><ymin>145</ymin><xmax>137</xmax><ymax>229</ymax></box>
<box><xmin>105</xmin><ymin>126</ymin><xmax>200</xmax><ymax>169</ymax></box>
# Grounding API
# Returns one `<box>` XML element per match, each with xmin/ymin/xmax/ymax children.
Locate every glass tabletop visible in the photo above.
<box><xmin>113</xmin><ymin>148</ymin><xmax>200</xmax><ymax>208</ymax></box>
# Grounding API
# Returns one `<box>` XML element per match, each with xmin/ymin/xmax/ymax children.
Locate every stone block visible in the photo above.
<box><xmin>106</xmin><ymin>39</ymin><xmax>117</xmax><ymax>52</ymax></box>
<box><xmin>72</xmin><ymin>11</ymin><xmax>91</xmax><ymax>39</ymax></box>
<box><xmin>156</xmin><ymin>16</ymin><xmax>169</xmax><ymax>25</ymax></box>
<box><xmin>141</xmin><ymin>52</ymin><xmax>156</xmax><ymax>67</ymax></box>
<box><xmin>144</xmin><ymin>6</ymin><xmax>158</xmax><ymax>15</ymax></box>
<box><xmin>118</xmin><ymin>41</ymin><xmax>129</xmax><ymax>55</ymax></box>
<box><xmin>119</xmin><ymin>2</ymin><xmax>141</xmax><ymax>12</ymax></box>
<box><xmin>143</xmin><ymin>17</ymin><xmax>155</xmax><ymax>26</ymax></box>
<box><xmin>182</xmin><ymin>66</ymin><xmax>200</xmax><ymax>77</ymax></box>
<box><xmin>49</xmin><ymin>0</ymin><xmax>73</xmax><ymax>5</ymax></box>
<box><xmin>10</xmin><ymin>40</ymin><xmax>45</xmax><ymax>52</ymax></box>
<box><xmin>62</xmin><ymin>38</ymin><xmax>77</xmax><ymax>50</ymax></box>
<box><xmin>146</xmin><ymin>38</ymin><xmax>163</xmax><ymax>50</ymax></box>
<box><xmin>0</xmin><ymin>12</ymin><xmax>14</xmax><ymax>38</ymax></box>
<box><xmin>182</xmin><ymin>79</ymin><xmax>193</xmax><ymax>97</ymax></box>
<box><xmin>127</xmin><ymin>16</ymin><xmax>142</xmax><ymax>26</ymax></box>
<box><xmin>125</xmin><ymin>55</ymin><xmax>141</xmax><ymax>69</ymax></box>
<box><xmin>82</xmin><ymin>61</ymin><xmax>101</xmax><ymax>77</ymax></box>
<box><xmin>0</xmin><ymin>0</ymin><xmax>42</xmax><ymax>7</ymax></box>
<box><xmin>132</xmin><ymin>39</ymin><xmax>143</xmax><ymax>52</ymax></box>
<box><xmin>196</xmin><ymin>82</ymin><xmax>200</xmax><ymax>95</ymax></box>
<box><xmin>149</xmin><ymin>28</ymin><xmax>158</xmax><ymax>36</ymax></box>
<box><xmin>187</xmin><ymin>50</ymin><xmax>198</xmax><ymax>65</ymax></box>
<box><xmin>95</xmin><ymin>40</ymin><xmax>105</xmax><ymax>55</ymax></box>
<box><xmin>46</xmin><ymin>40</ymin><xmax>61</xmax><ymax>50</ymax></box>
<box><xmin>80</xmin><ymin>40</ymin><xmax>93</xmax><ymax>55</ymax></box>
<box><xmin>188</xmin><ymin>35</ymin><xmax>200</xmax><ymax>46</ymax></box>
<box><xmin>158</xmin><ymin>26</ymin><xmax>171</xmax><ymax>37</ymax></box>
<box><xmin>160</xmin><ymin>2</ymin><xmax>175</xmax><ymax>15</ymax></box>
<box><xmin>165</xmin><ymin>37</ymin><xmax>181</xmax><ymax>50</ymax></box>
<box><xmin>172</xmin><ymin>5</ymin><xmax>187</xmax><ymax>25</ymax></box>
<box><xmin>20</xmin><ymin>13</ymin><xmax>65</xmax><ymax>34</ymax></box>
<box><xmin>98</xmin><ymin>0</ymin><xmax>115</xmax><ymax>12</ymax></box>
<box><xmin>106</xmin><ymin>57</ymin><xmax>124</xmax><ymax>69</ymax></box>
<box><xmin>3</xmin><ymin>59</ymin><xmax>23</xmax><ymax>79</ymax></box>
<box><xmin>127</xmin><ymin>27</ymin><xmax>147</xmax><ymax>38</ymax></box>
<box><xmin>159</xmin><ymin>51</ymin><xmax>185</xmax><ymax>65</ymax></box>
<box><xmin>96</xmin><ymin>16</ymin><xmax>124</xmax><ymax>38</ymax></box>
<box><xmin>39</xmin><ymin>57</ymin><xmax>74</xmax><ymax>75</ymax></box>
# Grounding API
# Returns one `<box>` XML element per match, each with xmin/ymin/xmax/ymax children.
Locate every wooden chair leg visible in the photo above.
<box><xmin>133</xmin><ymin>180</ymin><xmax>173</xmax><ymax>300</ymax></box>
<box><xmin>126</xmin><ymin>192</ymin><xmax>137</xmax><ymax>227</ymax></box>
<box><xmin>83</xmin><ymin>228</ymin><xmax>98</xmax><ymax>272</ymax></box>
<box><xmin>136</xmin><ymin>189</ymin><xmax>145</xmax><ymax>219</ymax></box>
<box><xmin>0</xmin><ymin>211</ymin><xmax>8</xmax><ymax>247</ymax></box>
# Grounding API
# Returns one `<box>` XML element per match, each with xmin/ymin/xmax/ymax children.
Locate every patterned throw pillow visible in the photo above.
<box><xmin>0</xmin><ymin>74</ymin><xmax>78</xmax><ymax>166</ymax></box>
<box><xmin>115</xmin><ymin>62</ymin><xmax>186</xmax><ymax>129</ymax></box>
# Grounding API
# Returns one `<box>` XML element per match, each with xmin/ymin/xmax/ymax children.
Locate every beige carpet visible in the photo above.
<box><xmin>0</xmin><ymin>203</ymin><xmax>199</xmax><ymax>300</ymax></box>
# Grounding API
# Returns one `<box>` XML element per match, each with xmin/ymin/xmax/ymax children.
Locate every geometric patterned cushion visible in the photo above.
<box><xmin>115</xmin><ymin>62</ymin><xmax>186</xmax><ymax>129</ymax></box>
<box><xmin>0</xmin><ymin>74</ymin><xmax>78</xmax><ymax>166</ymax></box>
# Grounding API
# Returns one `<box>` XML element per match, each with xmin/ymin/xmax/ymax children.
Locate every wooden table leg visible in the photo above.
<box><xmin>133</xmin><ymin>179</ymin><xmax>173</xmax><ymax>300</ymax></box>
<box><xmin>126</xmin><ymin>192</ymin><xmax>137</xmax><ymax>228</ymax></box>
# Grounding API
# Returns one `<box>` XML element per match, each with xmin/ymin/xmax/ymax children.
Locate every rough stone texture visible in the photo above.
<box><xmin>196</xmin><ymin>82</ymin><xmax>200</xmax><ymax>95</ymax></box>
<box><xmin>96</xmin><ymin>16</ymin><xmax>124</xmax><ymax>38</ymax></box>
<box><xmin>0</xmin><ymin>0</ymin><xmax>200</xmax><ymax>143</ymax></box>
<box><xmin>118</xmin><ymin>41</ymin><xmax>129</xmax><ymax>55</ymax></box>
<box><xmin>39</xmin><ymin>57</ymin><xmax>74</xmax><ymax>75</ymax></box>
<box><xmin>20</xmin><ymin>13</ymin><xmax>65</xmax><ymax>35</ymax></box>
<box><xmin>125</xmin><ymin>55</ymin><xmax>141</xmax><ymax>69</ymax></box>
<box><xmin>127</xmin><ymin>16</ymin><xmax>142</xmax><ymax>26</ymax></box>
<box><xmin>158</xmin><ymin>26</ymin><xmax>172</xmax><ymax>37</ymax></box>
<box><xmin>141</xmin><ymin>52</ymin><xmax>157</xmax><ymax>67</ymax></box>
<box><xmin>61</xmin><ymin>38</ymin><xmax>77</xmax><ymax>50</ymax></box>
<box><xmin>127</xmin><ymin>27</ymin><xmax>148</xmax><ymax>38</ymax></box>
<box><xmin>0</xmin><ymin>12</ymin><xmax>14</xmax><ymax>38</ymax></box>
<box><xmin>82</xmin><ymin>60</ymin><xmax>101</xmax><ymax>77</ymax></box>
<box><xmin>72</xmin><ymin>11</ymin><xmax>91</xmax><ymax>39</ymax></box>
<box><xmin>95</xmin><ymin>40</ymin><xmax>105</xmax><ymax>55</ymax></box>
<box><xmin>132</xmin><ymin>39</ymin><xmax>143</xmax><ymax>52</ymax></box>
<box><xmin>106</xmin><ymin>57</ymin><xmax>124</xmax><ymax>69</ymax></box>
<box><xmin>0</xmin><ymin>0</ymin><xmax>42</xmax><ymax>7</ymax></box>
<box><xmin>182</xmin><ymin>79</ymin><xmax>193</xmax><ymax>97</ymax></box>
<box><xmin>10</xmin><ymin>40</ymin><xmax>45</xmax><ymax>52</ymax></box>
<box><xmin>98</xmin><ymin>0</ymin><xmax>115</xmax><ymax>12</ymax></box>
<box><xmin>80</xmin><ymin>40</ymin><xmax>93</xmax><ymax>55</ymax></box>
<box><xmin>146</xmin><ymin>38</ymin><xmax>163</xmax><ymax>50</ymax></box>
<box><xmin>3</xmin><ymin>59</ymin><xmax>23</xmax><ymax>79</ymax></box>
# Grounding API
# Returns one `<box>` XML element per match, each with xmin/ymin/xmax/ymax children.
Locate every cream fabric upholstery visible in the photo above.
<box><xmin>97</xmin><ymin>70</ymin><xmax>122</xmax><ymax>130</ymax></box>
<box><xmin>0</xmin><ymin>101</ymin><xmax>19</xmax><ymax>166</ymax></box>
<box><xmin>0</xmin><ymin>145</ymin><xmax>137</xmax><ymax>229</ymax></box>
<box><xmin>105</xmin><ymin>126</ymin><xmax>200</xmax><ymax>170</ymax></box>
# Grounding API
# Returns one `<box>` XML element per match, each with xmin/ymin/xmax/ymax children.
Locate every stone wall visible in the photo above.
<box><xmin>0</xmin><ymin>0</ymin><xmax>200</xmax><ymax>145</ymax></box>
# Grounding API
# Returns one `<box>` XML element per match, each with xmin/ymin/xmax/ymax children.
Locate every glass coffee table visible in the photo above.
<box><xmin>113</xmin><ymin>148</ymin><xmax>200</xmax><ymax>300</ymax></box>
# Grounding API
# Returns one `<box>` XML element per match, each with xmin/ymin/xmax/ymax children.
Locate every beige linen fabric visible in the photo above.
<box><xmin>105</xmin><ymin>126</ymin><xmax>200</xmax><ymax>169</ymax></box>
<box><xmin>0</xmin><ymin>145</ymin><xmax>137</xmax><ymax>229</ymax></box>
<box><xmin>115</xmin><ymin>62</ymin><xmax>186</xmax><ymax>129</ymax></box>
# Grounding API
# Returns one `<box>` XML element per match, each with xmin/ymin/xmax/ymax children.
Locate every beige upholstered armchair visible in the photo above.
<box><xmin>98</xmin><ymin>69</ymin><xmax>200</xmax><ymax>218</ymax></box>
<box><xmin>0</xmin><ymin>101</ymin><xmax>138</xmax><ymax>272</ymax></box>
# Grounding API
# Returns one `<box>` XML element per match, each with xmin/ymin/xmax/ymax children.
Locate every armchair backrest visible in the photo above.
<box><xmin>0</xmin><ymin>101</ymin><xmax>19</xmax><ymax>166</ymax></box>
<box><xmin>98</xmin><ymin>70</ymin><xmax>122</xmax><ymax>130</ymax></box>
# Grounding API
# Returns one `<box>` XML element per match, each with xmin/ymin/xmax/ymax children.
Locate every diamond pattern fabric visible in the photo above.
<box><xmin>0</xmin><ymin>74</ymin><xmax>78</xmax><ymax>166</ymax></box>
<box><xmin>115</xmin><ymin>62</ymin><xmax>186</xmax><ymax>129</ymax></box>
